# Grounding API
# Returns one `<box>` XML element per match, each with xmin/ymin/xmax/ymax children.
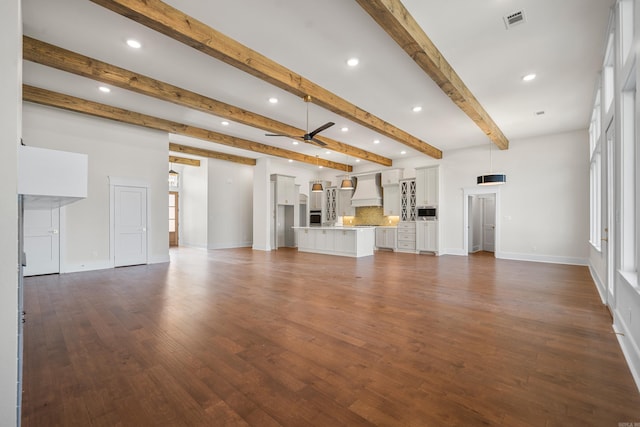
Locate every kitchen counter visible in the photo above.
<box><xmin>293</xmin><ymin>226</ymin><xmax>375</xmax><ymax>257</ymax></box>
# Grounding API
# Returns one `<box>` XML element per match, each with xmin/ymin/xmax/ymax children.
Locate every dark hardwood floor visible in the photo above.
<box><xmin>22</xmin><ymin>247</ymin><xmax>640</xmax><ymax>426</ymax></box>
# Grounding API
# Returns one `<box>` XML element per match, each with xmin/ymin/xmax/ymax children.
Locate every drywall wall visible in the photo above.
<box><xmin>22</xmin><ymin>104</ymin><xmax>169</xmax><ymax>271</ymax></box>
<box><xmin>0</xmin><ymin>1</ymin><xmax>20</xmax><ymax>424</ymax></box>
<box><xmin>207</xmin><ymin>158</ymin><xmax>253</xmax><ymax>249</ymax></box>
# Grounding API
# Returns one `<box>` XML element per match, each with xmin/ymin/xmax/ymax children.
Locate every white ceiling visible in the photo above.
<box><xmin>21</xmin><ymin>0</ymin><xmax>614</xmax><ymax>170</ymax></box>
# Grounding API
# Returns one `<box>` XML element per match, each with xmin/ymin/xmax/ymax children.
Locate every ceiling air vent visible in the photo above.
<box><xmin>503</xmin><ymin>10</ymin><xmax>526</xmax><ymax>29</ymax></box>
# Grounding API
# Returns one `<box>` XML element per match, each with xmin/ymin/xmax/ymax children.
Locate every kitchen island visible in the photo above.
<box><xmin>294</xmin><ymin>226</ymin><xmax>375</xmax><ymax>257</ymax></box>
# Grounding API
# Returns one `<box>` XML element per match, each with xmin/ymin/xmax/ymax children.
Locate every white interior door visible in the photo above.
<box><xmin>23</xmin><ymin>207</ymin><xmax>60</xmax><ymax>276</ymax></box>
<box><xmin>482</xmin><ymin>196</ymin><xmax>496</xmax><ymax>252</ymax></box>
<box><xmin>114</xmin><ymin>186</ymin><xmax>148</xmax><ymax>267</ymax></box>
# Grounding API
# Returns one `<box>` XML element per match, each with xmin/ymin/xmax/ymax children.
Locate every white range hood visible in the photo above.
<box><xmin>350</xmin><ymin>173</ymin><xmax>382</xmax><ymax>207</ymax></box>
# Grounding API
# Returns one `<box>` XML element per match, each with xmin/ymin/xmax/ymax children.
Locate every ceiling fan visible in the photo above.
<box><xmin>265</xmin><ymin>95</ymin><xmax>334</xmax><ymax>147</ymax></box>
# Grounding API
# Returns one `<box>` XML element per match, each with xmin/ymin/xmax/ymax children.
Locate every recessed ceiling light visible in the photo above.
<box><xmin>400</xmin><ymin>150</ymin><xmax>407</xmax><ymax>155</ymax></box>
<box><xmin>347</xmin><ymin>58</ymin><xmax>359</xmax><ymax>67</ymax></box>
<box><xmin>325</xmin><ymin>151</ymin><xmax>331</xmax><ymax>155</ymax></box>
<box><xmin>126</xmin><ymin>39</ymin><xmax>141</xmax><ymax>49</ymax></box>
<box><xmin>341</xmin><ymin>127</ymin><xmax>348</xmax><ymax>132</ymax></box>
<box><xmin>412</xmin><ymin>106</ymin><xmax>422</xmax><ymax>113</ymax></box>
<box><xmin>292</xmin><ymin>141</ymin><xmax>299</xmax><ymax>145</ymax></box>
<box><xmin>522</xmin><ymin>73</ymin><xmax>536</xmax><ymax>82</ymax></box>
<box><xmin>268</xmin><ymin>97</ymin><xmax>278</xmax><ymax>104</ymax></box>
<box><xmin>288</xmin><ymin>159</ymin><xmax>293</xmax><ymax>163</ymax></box>
<box><xmin>98</xmin><ymin>86</ymin><xmax>111</xmax><ymax>93</ymax></box>
<box><xmin>373</xmin><ymin>139</ymin><xmax>380</xmax><ymax>144</ymax></box>
<box><xmin>221</xmin><ymin>121</ymin><xmax>230</xmax><ymax>126</ymax></box>
<box><xmin>355</xmin><ymin>159</ymin><xmax>361</xmax><ymax>162</ymax></box>
<box><xmin>319</xmin><ymin>165</ymin><xmax>324</xmax><ymax>169</ymax></box>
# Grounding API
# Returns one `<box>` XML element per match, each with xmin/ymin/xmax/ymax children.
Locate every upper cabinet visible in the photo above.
<box><xmin>383</xmin><ymin>185</ymin><xmax>399</xmax><ymax>216</ymax></box>
<box><xmin>337</xmin><ymin>187</ymin><xmax>355</xmax><ymax>217</ymax></box>
<box><xmin>381</xmin><ymin>169</ymin><xmax>403</xmax><ymax>186</ymax></box>
<box><xmin>325</xmin><ymin>186</ymin><xmax>337</xmax><ymax>222</ymax></box>
<box><xmin>415</xmin><ymin>165</ymin><xmax>439</xmax><ymax>206</ymax></box>
<box><xmin>272</xmin><ymin>174</ymin><xmax>296</xmax><ymax>205</ymax></box>
<box><xmin>400</xmin><ymin>179</ymin><xmax>417</xmax><ymax>222</ymax></box>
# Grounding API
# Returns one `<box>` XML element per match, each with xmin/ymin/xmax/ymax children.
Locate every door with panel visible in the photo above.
<box><xmin>23</xmin><ymin>207</ymin><xmax>60</xmax><ymax>276</ymax></box>
<box><xmin>114</xmin><ymin>186</ymin><xmax>148</xmax><ymax>267</ymax></box>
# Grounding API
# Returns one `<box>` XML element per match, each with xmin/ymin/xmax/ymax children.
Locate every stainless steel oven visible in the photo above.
<box><xmin>417</xmin><ymin>206</ymin><xmax>437</xmax><ymax>220</ymax></box>
<box><xmin>309</xmin><ymin>210</ymin><xmax>322</xmax><ymax>226</ymax></box>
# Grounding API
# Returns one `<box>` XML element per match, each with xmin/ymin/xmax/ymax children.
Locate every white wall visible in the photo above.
<box><xmin>177</xmin><ymin>159</ymin><xmax>208</xmax><ymax>248</ymax></box>
<box><xmin>0</xmin><ymin>0</ymin><xmax>20</xmax><ymax>424</ymax></box>
<box><xmin>22</xmin><ymin>104</ymin><xmax>169</xmax><ymax>271</ymax></box>
<box><xmin>353</xmin><ymin>129</ymin><xmax>589</xmax><ymax>264</ymax></box>
<box><xmin>207</xmin><ymin>158</ymin><xmax>253</xmax><ymax>249</ymax></box>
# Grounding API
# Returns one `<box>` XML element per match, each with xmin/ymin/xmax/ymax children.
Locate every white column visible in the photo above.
<box><xmin>0</xmin><ymin>0</ymin><xmax>21</xmax><ymax>425</ymax></box>
<box><xmin>252</xmin><ymin>157</ymin><xmax>271</xmax><ymax>251</ymax></box>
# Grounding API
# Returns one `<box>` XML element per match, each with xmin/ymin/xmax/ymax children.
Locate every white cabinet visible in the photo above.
<box><xmin>337</xmin><ymin>187</ymin><xmax>355</xmax><ymax>217</ymax></box>
<box><xmin>335</xmin><ymin>229</ymin><xmax>357</xmax><ymax>254</ymax></box>
<box><xmin>383</xmin><ymin>185</ymin><xmax>399</xmax><ymax>216</ymax></box>
<box><xmin>417</xmin><ymin>221</ymin><xmax>438</xmax><ymax>253</ymax></box>
<box><xmin>396</xmin><ymin>221</ymin><xmax>416</xmax><ymax>252</ymax></box>
<box><xmin>400</xmin><ymin>179</ymin><xmax>416</xmax><ymax>222</ymax></box>
<box><xmin>325</xmin><ymin>187</ymin><xmax>337</xmax><ymax>222</ymax></box>
<box><xmin>415</xmin><ymin>166</ymin><xmax>439</xmax><ymax>207</ymax></box>
<box><xmin>309</xmin><ymin>181</ymin><xmax>330</xmax><ymax>210</ymax></box>
<box><xmin>315</xmin><ymin>228</ymin><xmax>335</xmax><ymax>251</ymax></box>
<box><xmin>381</xmin><ymin>169</ymin><xmax>403</xmax><ymax>186</ymax></box>
<box><xmin>273</xmin><ymin>174</ymin><xmax>296</xmax><ymax>205</ymax></box>
<box><xmin>375</xmin><ymin>227</ymin><xmax>396</xmax><ymax>250</ymax></box>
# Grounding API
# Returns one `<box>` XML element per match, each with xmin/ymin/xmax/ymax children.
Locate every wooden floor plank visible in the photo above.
<box><xmin>21</xmin><ymin>247</ymin><xmax>640</xmax><ymax>426</ymax></box>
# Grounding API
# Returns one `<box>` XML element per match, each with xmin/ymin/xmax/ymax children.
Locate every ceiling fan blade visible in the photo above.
<box><xmin>265</xmin><ymin>133</ymin><xmax>300</xmax><ymax>138</ymax></box>
<box><xmin>308</xmin><ymin>122</ymin><xmax>335</xmax><ymax>139</ymax></box>
<box><xmin>308</xmin><ymin>138</ymin><xmax>328</xmax><ymax>147</ymax></box>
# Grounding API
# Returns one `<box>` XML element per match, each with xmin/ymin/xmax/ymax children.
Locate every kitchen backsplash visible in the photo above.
<box><xmin>343</xmin><ymin>206</ymin><xmax>399</xmax><ymax>226</ymax></box>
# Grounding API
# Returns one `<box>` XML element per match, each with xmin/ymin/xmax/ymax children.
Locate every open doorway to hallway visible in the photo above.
<box><xmin>468</xmin><ymin>194</ymin><xmax>496</xmax><ymax>255</ymax></box>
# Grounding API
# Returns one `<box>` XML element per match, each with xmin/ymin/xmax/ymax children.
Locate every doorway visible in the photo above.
<box><xmin>604</xmin><ymin>120</ymin><xmax>615</xmax><ymax>307</ymax></box>
<box><xmin>169</xmin><ymin>191</ymin><xmax>179</xmax><ymax>247</ymax></box>
<box><xmin>468</xmin><ymin>194</ymin><xmax>496</xmax><ymax>254</ymax></box>
<box><xmin>463</xmin><ymin>187</ymin><xmax>501</xmax><ymax>256</ymax></box>
<box><xmin>23</xmin><ymin>207</ymin><xmax>60</xmax><ymax>276</ymax></box>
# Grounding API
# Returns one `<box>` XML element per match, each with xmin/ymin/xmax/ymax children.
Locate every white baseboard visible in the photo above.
<box><xmin>496</xmin><ymin>251</ymin><xmax>588</xmax><ymax>266</ymax></box>
<box><xmin>613</xmin><ymin>312</ymin><xmax>640</xmax><ymax>394</ymax></box>
<box><xmin>61</xmin><ymin>260</ymin><xmax>112</xmax><ymax>274</ymax></box>
<box><xmin>148</xmin><ymin>254</ymin><xmax>170</xmax><ymax>264</ymax></box>
<box><xmin>588</xmin><ymin>264</ymin><xmax>607</xmax><ymax>304</ymax></box>
<box><xmin>443</xmin><ymin>248</ymin><xmax>466</xmax><ymax>256</ymax></box>
<box><xmin>252</xmin><ymin>244</ymin><xmax>272</xmax><ymax>251</ymax></box>
<box><xmin>208</xmin><ymin>241</ymin><xmax>252</xmax><ymax>250</ymax></box>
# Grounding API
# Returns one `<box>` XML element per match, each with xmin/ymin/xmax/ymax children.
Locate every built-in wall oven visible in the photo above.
<box><xmin>417</xmin><ymin>206</ymin><xmax>437</xmax><ymax>220</ymax></box>
<box><xmin>309</xmin><ymin>210</ymin><xmax>322</xmax><ymax>226</ymax></box>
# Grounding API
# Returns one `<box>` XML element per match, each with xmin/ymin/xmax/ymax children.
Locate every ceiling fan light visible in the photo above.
<box><xmin>311</xmin><ymin>182</ymin><xmax>324</xmax><ymax>192</ymax></box>
<box><xmin>477</xmin><ymin>174</ymin><xmax>506</xmax><ymax>185</ymax></box>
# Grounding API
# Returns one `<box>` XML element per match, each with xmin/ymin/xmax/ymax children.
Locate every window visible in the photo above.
<box><xmin>620</xmin><ymin>67</ymin><xmax>636</xmax><ymax>273</ymax></box>
<box><xmin>590</xmin><ymin>149</ymin><xmax>602</xmax><ymax>251</ymax></box>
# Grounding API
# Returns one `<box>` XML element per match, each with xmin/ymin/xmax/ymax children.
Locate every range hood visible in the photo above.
<box><xmin>350</xmin><ymin>173</ymin><xmax>382</xmax><ymax>207</ymax></box>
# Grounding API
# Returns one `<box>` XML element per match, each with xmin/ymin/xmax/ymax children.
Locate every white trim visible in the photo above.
<box><xmin>209</xmin><ymin>241</ymin><xmax>252</xmax><ymax>250</ymax></box>
<box><xmin>462</xmin><ymin>186</ymin><xmax>501</xmax><ymax>256</ymax></box>
<box><xmin>443</xmin><ymin>248</ymin><xmax>466</xmax><ymax>256</ymax></box>
<box><xmin>148</xmin><ymin>254</ymin><xmax>170</xmax><ymax>264</ymax></box>
<box><xmin>589</xmin><ymin>264</ymin><xmax>607</xmax><ymax>304</ymax></box>
<box><xmin>63</xmin><ymin>260</ymin><xmax>112</xmax><ymax>274</ymax></box>
<box><xmin>613</xmin><ymin>313</ymin><xmax>640</xmax><ymax>394</ymax></box>
<box><xmin>496</xmin><ymin>251</ymin><xmax>588</xmax><ymax>266</ymax></box>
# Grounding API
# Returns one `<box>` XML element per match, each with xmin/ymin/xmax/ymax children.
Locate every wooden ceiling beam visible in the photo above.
<box><xmin>23</xmin><ymin>36</ymin><xmax>391</xmax><ymax>167</ymax></box>
<box><xmin>170</xmin><ymin>145</ymin><xmax>254</xmax><ymax>166</ymax></box>
<box><xmin>23</xmin><ymin>85</ymin><xmax>352</xmax><ymax>171</ymax></box>
<box><xmin>169</xmin><ymin>155</ymin><xmax>200</xmax><ymax>167</ymax></box>
<box><xmin>88</xmin><ymin>0</ymin><xmax>442</xmax><ymax>159</ymax></box>
<box><xmin>356</xmin><ymin>0</ymin><xmax>509</xmax><ymax>150</ymax></box>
